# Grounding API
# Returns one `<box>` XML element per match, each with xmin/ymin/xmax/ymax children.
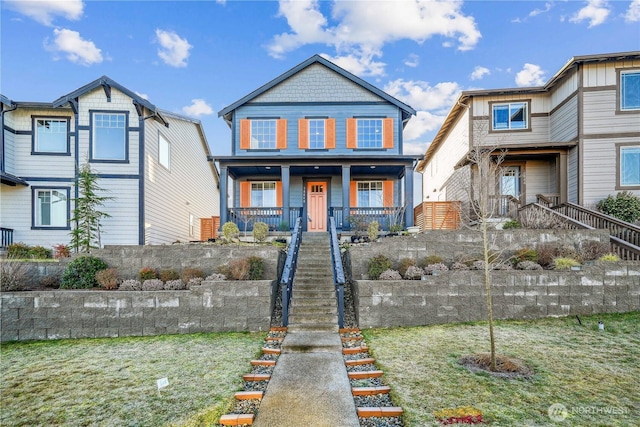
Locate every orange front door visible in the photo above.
<box><xmin>307</xmin><ymin>182</ymin><xmax>327</xmax><ymax>232</ymax></box>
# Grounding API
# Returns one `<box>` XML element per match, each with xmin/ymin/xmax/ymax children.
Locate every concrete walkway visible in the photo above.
<box><xmin>252</xmin><ymin>331</ymin><xmax>360</xmax><ymax>427</ymax></box>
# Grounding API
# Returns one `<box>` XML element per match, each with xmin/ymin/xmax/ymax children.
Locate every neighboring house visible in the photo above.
<box><xmin>216</xmin><ymin>55</ymin><xmax>418</xmax><ymax>233</ymax></box>
<box><xmin>1</xmin><ymin>76</ymin><xmax>220</xmax><ymax>249</ymax></box>
<box><xmin>416</xmin><ymin>51</ymin><xmax>640</xmax><ymax>220</ymax></box>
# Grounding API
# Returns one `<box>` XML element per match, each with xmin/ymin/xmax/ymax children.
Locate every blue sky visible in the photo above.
<box><xmin>2</xmin><ymin>0</ymin><xmax>639</xmax><ymax>161</ymax></box>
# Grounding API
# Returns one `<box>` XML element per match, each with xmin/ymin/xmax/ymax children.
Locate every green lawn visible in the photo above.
<box><xmin>0</xmin><ymin>332</ymin><xmax>265</xmax><ymax>427</ymax></box>
<box><xmin>362</xmin><ymin>312</ymin><xmax>640</xmax><ymax>426</ymax></box>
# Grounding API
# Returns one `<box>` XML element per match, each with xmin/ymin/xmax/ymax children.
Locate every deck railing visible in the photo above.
<box><xmin>329</xmin><ymin>217</ymin><xmax>345</xmax><ymax>329</ymax></box>
<box><xmin>519</xmin><ymin>203</ymin><xmax>640</xmax><ymax>260</ymax></box>
<box><xmin>281</xmin><ymin>217</ymin><xmax>302</xmax><ymax>327</ymax></box>
<box><xmin>536</xmin><ymin>193</ymin><xmax>560</xmax><ymax>208</ymax></box>
<box><xmin>1</xmin><ymin>227</ymin><xmax>13</xmax><ymax>248</ymax></box>
<box><xmin>228</xmin><ymin>207</ymin><xmax>302</xmax><ymax>232</ymax></box>
<box><xmin>329</xmin><ymin>207</ymin><xmax>405</xmax><ymax>231</ymax></box>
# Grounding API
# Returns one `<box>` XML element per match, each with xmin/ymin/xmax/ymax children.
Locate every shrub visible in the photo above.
<box><xmin>39</xmin><ymin>274</ymin><xmax>61</xmax><ymax>289</ymax></box>
<box><xmin>397</xmin><ymin>257</ymin><xmax>416</xmax><ymax>278</ymax></box>
<box><xmin>368</xmin><ymin>255</ymin><xmax>392</xmax><ymax>280</ymax></box>
<box><xmin>516</xmin><ymin>261</ymin><xmax>543</xmax><ymax>270</ymax></box>
<box><xmin>216</xmin><ymin>264</ymin><xmax>233</xmax><ymax>278</ymax></box>
<box><xmin>404</xmin><ymin>265</ymin><xmax>425</xmax><ymax>280</ymax></box>
<box><xmin>536</xmin><ymin>243</ymin><xmax>560</xmax><ymax>267</ymax></box>
<box><xmin>599</xmin><ymin>253</ymin><xmax>621</xmax><ymax>262</ymax></box>
<box><xmin>514</xmin><ymin>248</ymin><xmax>538</xmax><ymax>263</ymax></box>
<box><xmin>246</xmin><ymin>256</ymin><xmax>264</xmax><ymax>280</ymax></box>
<box><xmin>142</xmin><ymin>279</ymin><xmax>164</xmax><ymax>291</ymax></box>
<box><xmin>29</xmin><ymin>245</ymin><xmax>52</xmax><ymax>259</ymax></box>
<box><xmin>229</xmin><ymin>258</ymin><xmax>250</xmax><ymax>280</ymax></box>
<box><xmin>0</xmin><ymin>259</ymin><xmax>32</xmax><ymax>291</ymax></box>
<box><xmin>187</xmin><ymin>277</ymin><xmax>204</xmax><ymax>288</ymax></box>
<box><xmin>7</xmin><ymin>242</ymin><xmax>31</xmax><ymax>259</ymax></box>
<box><xmin>206</xmin><ymin>273</ymin><xmax>227</xmax><ymax>281</ymax></box>
<box><xmin>60</xmin><ymin>256</ymin><xmax>108</xmax><ymax>289</ymax></box>
<box><xmin>159</xmin><ymin>269</ymin><xmax>180</xmax><ymax>282</ymax></box>
<box><xmin>138</xmin><ymin>267</ymin><xmax>158</xmax><ymax>281</ymax></box>
<box><xmin>181</xmin><ymin>268</ymin><xmax>205</xmax><ymax>283</ymax></box>
<box><xmin>420</xmin><ymin>255</ymin><xmax>443</xmax><ymax>267</ymax></box>
<box><xmin>119</xmin><ymin>279</ymin><xmax>142</xmax><ymax>291</ymax></box>
<box><xmin>424</xmin><ymin>263</ymin><xmax>449</xmax><ymax>274</ymax></box>
<box><xmin>95</xmin><ymin>268</ymin><xmax>119</xmax><ymax>290</ymax></box>
<box><xmin>519</xmin><ymin>208</ymin><xmax>567</xmax><ymax>229</ymax></box>
<box><xmin>252</xmin><ymin>222</ymin><xmax>269</xmax><ymax>243</ymax></box>
<box><xmin>222</xmin><ymin>221</ymin><xmax>240</xmax><ymax>240</ymax></box>
<box><xmin>450</xmin><ymin>262</ymin><xmax>470</xmax><ymax>271</ymax></box>
<box><xmin>378</xmin><ymin>269</ymin><xmax>402</xmax><ymax>280</ymax></box>
<box><xmin>164</xmin><ymin>279</ymin><xmax>186</xmax><ymax>290</ymax></box>
<box><xmin>596</xmin><ymin>191</ymin><xmax>640</xmax><ymax>223</ymax></box>
<box><xmin>53</xmin><ymin>244</ymin><xmax>71</xmax><ymax>259</ymax></box>
<box><xmin>579</xmin><ymin>240</ymin><xmax>611</xmax><ymax>261</ymax></box>
<box><xmin>368</xmin><ymin>221</ymin><xmax>379</xmax><ymax>242</ymax></box>
<box><xmin>502</xmin><ymin>219</ymin><xmax>521</xmax><ymax>229</ymax></box>
<box><xmin>553</xmin><ymin>257</ymin><xmax>580</xmax><ymax>270</ymax></box>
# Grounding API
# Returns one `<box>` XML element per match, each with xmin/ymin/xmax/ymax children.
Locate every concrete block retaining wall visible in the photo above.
<box><xmin>0</xmin><ymin>281</ymin><xmax>274</xmax><ymax>342</ymax></box>
<box><xmin>354</xmin><ymin>263</ymin><xmax>640</xmax><ymax>328</ymax></box>
<box><xmin>348</xmin><ymin>229</ymin><xmax>611</xmax><ymax>280</ymax></box>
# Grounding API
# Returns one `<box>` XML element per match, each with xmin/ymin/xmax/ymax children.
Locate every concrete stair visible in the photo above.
<box><xmin>286</xmin><ymin>232</ymin><xmax>339</xmax><ymax>335</ymax></box>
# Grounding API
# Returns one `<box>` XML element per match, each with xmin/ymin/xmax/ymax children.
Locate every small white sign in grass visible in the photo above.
<box><xmin>157</xmin><ymin>377</ymin><xmax>169</xmax><ymax>394</ymax></box>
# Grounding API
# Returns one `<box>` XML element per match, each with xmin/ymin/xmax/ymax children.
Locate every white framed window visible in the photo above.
<box><xmin>34</xmin><ymin>118</ymin><xmax>68</xmax><ymax>153</ymax></box>
<box><xmin>159</xmin><ymin>133</ymin><xmax>170</xmax><ymax>169</ymax></box>
<box><xmin>620</xmin><ymin>70</ymin><xmax>640</xmax><ymax>111</ymax></box>
<box><xmin>92</xmin><ymin>112</ymin><xmax>127</xmax><ymax>160</ymax></box>
<box><xmin>308</xmin><ymin>119</ymin><xmax>325</xmax><ymax>149</ymax></box>
<box><xmin>357</xmin><ymin>119</ymin><xmax>383</xmax><ymax>148</ymax></box>
<box><xmin>492</xmin><ymin>102</ymin><xmax>528</xmax><ymax>130</ymax></box>
<box><xmin>34</xmin><ymin>188</ymin><xmax>68</xmax><ymax>228</ymax></box>
<box><xmin>357</xmin><ymin>181</ymin><xmax>383</xmax><ymax>207</ymax></box>
<box><xmin>620</xmin><ymin>146</ymin><xmax>640</xmax><ymax>186</ymax></box>
<box><xmin>251</xmin><ymin>182</ymin><xmax>277</xmax><ymax>207</ymax></box>
<box><xmin>251</xmin><ymin>120</ymin><xmax>277</xmax><ymax>149</ymax></box>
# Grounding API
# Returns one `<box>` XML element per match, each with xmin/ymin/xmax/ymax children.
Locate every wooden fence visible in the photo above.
<box><xmin>414</xmin><ymin>201</ymin><xmax>461</xmax><ymax>231</ymax></box>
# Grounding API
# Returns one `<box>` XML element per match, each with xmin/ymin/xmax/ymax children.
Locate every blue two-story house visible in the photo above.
<box><xmin>216</xmin><ymin>55</ymin><xmax>418</xmax><ymax>233</ymax></box>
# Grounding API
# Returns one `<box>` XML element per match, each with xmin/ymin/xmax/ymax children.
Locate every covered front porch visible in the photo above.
<box><xmin>217</xmin><ymin>156</ymin><xmax>418</xmax><ymax>232</ymax></box>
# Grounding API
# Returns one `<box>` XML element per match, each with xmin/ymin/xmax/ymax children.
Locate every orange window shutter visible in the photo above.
<box><xmin>325</xmin><ymin>118</ymin><xmax>336</xmax><ymax>149</ymax></box>
<box><xmin>276</xmin><ymin>181</ymin><xmax>283</xmax><ymax>207</ymax></box>
<box><xmin>383</xmin><ymin>181</ymin><xmax>394</xmax><ymax>207</ymax></box>
<box><xmin>298</xmin><ymin>119</ymin><xmax>309</xmax><ymax>149</ymax></box>
<box><xmin>240</xmin><ymin>119</ymin><xmax>251</xmax><ymax>150</ymax></box>
<box><xmin>383</xmin><ymin>118</ymin><xmax>394</xmax><ymax>149</ymax></box>
<box><xmin>277</xmin><ymin>119</ymin><xmax>287</xmax><ymax>149</ymax></box>
<box><xmin>240</xmin><ymin>181</ymin><xmax>251</xmax><ymax>207</ymax></box>
<box><xmin>346</xmin><ymin>118</ymin><xmax>357</xmax><ymax>149</ymax></box>
<box><xmin>350</xmin><ymin>181</ymin><xmax>358</xmax><ymax>207</ymax></box>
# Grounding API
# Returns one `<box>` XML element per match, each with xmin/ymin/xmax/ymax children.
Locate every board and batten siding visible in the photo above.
<box><xmin>582</xmin><ymin>59</ymin><xmax>640</xmax><ymax>88</ymax></box>
<box><xmin>5</xmin><ymin>108</ymin><xmax>75</xmax><ymax>178</ymax></box>
<box><xmin>234</xmin><ymin>103</ymin><xmax>402</xmax><ymax>156</ymax></box>
<box><xmin>424</xmin><ymin>108</ymin><xmax>470</xmax><ymax>203</ymax></box>
<box><xmin>550</xmin><ymin>69</ymin><xmax>579</xmax><ymax>110</ymax></box>
<box><xmin>251</xmin><ymin>63</ymin><xmax>383</xmax><ymax>104</ymax></box>
<box><xmin>144</xmin><ymin>116</ymin><xmax>219</xmax><ymax>245</ymax></box>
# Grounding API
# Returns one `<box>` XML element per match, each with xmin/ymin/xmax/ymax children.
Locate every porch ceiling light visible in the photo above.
<box><xmin>314</xmin><ymin>166</ymin><xmax>319</xmax><ymax>169</ymax></box>
<box><xmin>370</xmin><ymin>166</ymin><xmax>376</xmax><ymax>169</ymax></box>
<box><xmin>265</xmin><ymin>166</ymin><xmax>271</xmax><ymax>170</ymax></box>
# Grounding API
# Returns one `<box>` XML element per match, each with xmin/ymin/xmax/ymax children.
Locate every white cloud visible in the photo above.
<box><xmin>155</xmin><ymin>29</ymin><xmax>192</xmax><ymax>67</ymax></box>
<box><xmin>321</xmin><ymin>49</ymin><xmax>386</xmax><ymax>77</ymax></box>
<box><xmin>404</xmin><ymin>54</ymin><xmax>419</xmax><ymax>68</ymax></box>
<box><xmin>625</xmin><ymin>0</ymin><xmax>640</xmax><ymax>22</ymax></box>
<box><xmin>182</xmin><ymin>99</ymin><xmax>213</xmax><ymax>117</ymax></box>
<box><xmin>515</xmin><ymin>63</ymin><xmax>546</xmax><ymax>87</ymax></box>
<box><xmin>135</xmin><ymin>92</ymin><xmax>149</xmax><ymax>100</ymax></box>
<box><xmin>570</xmin><ymin>0</ymin><xmax>610</xmax><ymax>27</ymax></box>
<box><xmin>470</xmin><ymin>66</ymin><xmax>490</xmax><ymax>81</ymax></box>
<box><xmin>4</xmin><ymin>0</ymin><xmax>83</xmax><ymax>26</ymax></box>
<box><xmin>529</xmin><ymin>2</ymin><xmax>553</xmax><ymax>17</ymax></box>
<box><xmin>267</xmin><ymin>0</ymin><xmax>481</xmax><ymax>76</ymax></box>
<box><xmin>46</xmin><ymin>28</ymin><xmax>103</xmax><ymax>66</ymax></box>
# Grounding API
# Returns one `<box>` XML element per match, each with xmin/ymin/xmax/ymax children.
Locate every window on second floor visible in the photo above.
<box><xmin>251</xmin><ymin>120</ymin><xmax>277</xmax><ymax>149</ymax></box>
<box><xmin>357</xmin><ymin>119</ymin><xmax>383</xmax><ymax>148</ymax></box>
<box><xmin>308</xmin><ymin>119</ymin><xmax>325</xmax><ymax>149</ymax></box>
<box><xmin>620</xmin><ymin>146</ymin><xmax>640</xmax><ymax>187</ymax></box>
<box><xmin>34</xmin><ymin>118</ymin><xmax>69</xmax><ymax>154</ymax></box>
<box><xmin>159</xmin><ymin>133</ymin><xmax>170</xmax><ymax>169</ymax></box>
<box><xmin>492</xmin><ymin>102</ymin><xmax>528</xmax><ymax>131</ymax></box>
<box><xmin>620</xmin><ymin>70</ymin><xmax>640</xmax><ymax>111</ymax></box>
<box><xmin>33</xmin><ymin>188</ymin><xmax>68</xmax><ymax>228</ymax></box>
<box><xmin>92</xmin><ymin>112</ymin><xmax>127</xmax><ymax>161</ymax></box>
<box><xmin>251</xmin><ymin>182</ymin><xmax>277</xmax><ymax>207</ymax></box>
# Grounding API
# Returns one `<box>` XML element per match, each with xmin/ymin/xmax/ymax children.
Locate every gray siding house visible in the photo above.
<box><xmin>1</xmin><ymin>77</ymin><xmax>220</xmax><ymax>249</ymax></box>
<box><xmin>417</xmin><ymin>51</ymin><xmax>640</xmax><ymax>217</ymax></box>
